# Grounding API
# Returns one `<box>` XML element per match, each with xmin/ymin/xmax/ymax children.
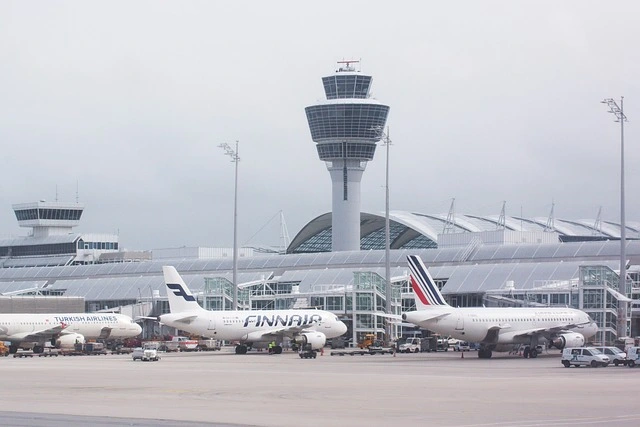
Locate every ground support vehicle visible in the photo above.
<box><xmin>38</xmin><ymin>348</ymin><xmax>59</xmax><ymax>357</ymax></box>
<box><xmin>132</xmin><ymin>347</ymin><xmax>160</xmax><ymax>361</ymax></box>
<box><xmin>594</xmin><ymin>346</ymin><xmax>627</xmax><ymax>366</ymax></box>
<box><xmin>626</xmin><ymin>347</ymin><xmax>640</xmax><ymax>367</ymax></box>
<box><xmin>299</xmin><ymin>343</ymin><xmax>317</xmax><ymax>359</ymax></box>
<box><xmin>13</xmin><ymin>352</ymin><xmax>34</xmax><ymax>358</ymax></box>
<box><xmin>197</xmin><ymin>339</ymin><xmax>221</xmax><ymax>351</ymax></box>
<box><xmin>330</xmin><ymin>347</ymin><xmax>395</xmax><ymax>356</ymax></box>
<box><xmin>454</xmin><ymin>341</ymin><xmax>471</xmax><ymax>351</ymax></box>
<box><xmin>561</xmin><ymin>347</ymin><xmax>609</xmax><ymax>368</ymax></box>
<box><xmin>111</xmin><ymin>347</ymin><xmax>133</xmax><ymax>355</ymax></box>
<box><xmin>82</xmin><ymin>343</ymin><xmax>108</xmax><ymax>355</ymax></box>
<box><xmin>398</xmin><ymin>338</ymin><xmax>422</xmax><ymax>353</ymax></box>
<box><xmin>0</xmin><ymin>342</ymin><xmax>9</xmax><ymax>357</ymax></box>
<box><xmin>436</xmin><ymin>338</ymin><xmax>449</xmax><ymax>352</ymax></box>
<box><xmin>357</xmin><ymin>334</ymin><xmax>378</xmax><ymax>349</ymax></box>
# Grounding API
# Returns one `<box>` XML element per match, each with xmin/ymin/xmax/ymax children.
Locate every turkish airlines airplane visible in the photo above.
<box><xmin>160</xmin><ymin>266</ymin><xmax>348</xmax><ymax>354</ymax></box>
<box><xmin>0</xmin><ymin>313</ymin><xmax>142</xmax><ymax>354</ymax></box>
<box><xmin>404</xmin><ymin>255</ymin><xmax>598</xmax><ymax>359</ymax></box>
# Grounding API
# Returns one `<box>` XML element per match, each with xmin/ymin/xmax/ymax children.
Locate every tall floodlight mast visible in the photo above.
<box><xmin>219</xmin><ymin>141</ymin><xmax>240</xmax><ymax>310</ymax></box>
<box><xmin>601</xmin><ymin>97</ymin><xmax>628</xmax><ymax>338</ymax></box>
<box><xmin>305</xmin><ymin>60</ymin><xmax>390</xmax><ymax>251</ymax></box>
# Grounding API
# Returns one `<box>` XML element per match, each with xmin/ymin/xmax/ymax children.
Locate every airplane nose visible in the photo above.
<box><xmin>134</xmin><ymin>323</ymin><xmax>142</xmax><ymax>335</ymax></box>
<box><xmin>338</xmin><ymin>321</ymin><xmax>347</xmax><ymax>336</ymax></box>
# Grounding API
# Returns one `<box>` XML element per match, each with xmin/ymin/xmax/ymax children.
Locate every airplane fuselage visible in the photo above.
<box><xmin>0</xmin><ymin>313</ymin><xmax>142</xmax><ymax>344</ymax></box>
<box><xmin>405</xmin><ymin>306</ymin><xmax>598</xmax><ymax>348</ymax></box>
<box><xmin>160</xmin><ymin>309</ymin><xmax>346</xmax><ymax>342</ymax></box>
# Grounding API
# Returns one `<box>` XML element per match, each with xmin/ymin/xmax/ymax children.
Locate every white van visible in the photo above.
<box><xmin>594</xmin><ymin>346</ymin><xmax>627</xmax><ymax>366</ymax></box>
<box><xmin>626</xmin><ymin>346</ymin><xmax>640</xmax><ymax>368</ymax></box>
<box><xmin>561</xmin><ymin>347</ymin><xmax>609</xmax><ymax>368</ymax></box>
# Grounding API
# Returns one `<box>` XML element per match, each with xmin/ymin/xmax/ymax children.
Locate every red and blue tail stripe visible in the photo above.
<box><xmin>407</xmin><ymin>255</ymin><xmax>449</xmax><ymax>308</ymax></box>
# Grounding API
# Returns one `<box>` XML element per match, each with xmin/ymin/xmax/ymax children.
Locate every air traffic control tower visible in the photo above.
<box><xmin>305</xmin><ymin>61</ymin><xmax>390</xmax><ymax>251</ymax></box>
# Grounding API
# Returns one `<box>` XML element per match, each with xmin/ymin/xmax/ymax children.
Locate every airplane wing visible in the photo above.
<box><xmin>403</xmin><ymin>311</ymin><xmax>451</xmax><ymax>325</ymax></box>
<box><xmin>244</xmin><ymin>324</ymin><xmax>323</xmax><ymax>342</ymax></box>
<box><xmin>9</xmin><ymin>324</ymin><xmax>67</xmax><ymax>342</ymax></box>
<box><xmin>375</xmin><ymin>313</ymin><xmax>403</xmax><ymax>320</ymax></box>
<box><xmin>167</xmin><ymin>315</ymin><xmax>198</xmax><ymax>324</ymax></box>
<box><xmin>511</xmin><ymin>322</ymin><xmax>588</xmax><ymax>339</ymax></box>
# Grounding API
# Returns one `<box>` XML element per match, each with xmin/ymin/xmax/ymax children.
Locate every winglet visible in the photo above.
<box><xmin>407</xmin><ymin>255</ymin><xmax>450</xmax><ymax>309</ymax></box>
<box><xmin>163</xmin><ymin>266</ymin><xmax>205</xmax><ymax>314</ymax></box>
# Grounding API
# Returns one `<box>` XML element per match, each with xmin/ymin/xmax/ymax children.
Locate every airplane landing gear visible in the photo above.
<box><xmin>235</xmin><ymin>344</ymin><xmax>248</xmax><ymax>355</ymax></box>
<box><xmin>478</xmin><ymin>348</ymin><xmax>493</xmax><ymax>359</ymax></box>
<box><xmin>522</xmin><ymin>346</ymin><xmax>538</xmax><ymax>359</ymax></box>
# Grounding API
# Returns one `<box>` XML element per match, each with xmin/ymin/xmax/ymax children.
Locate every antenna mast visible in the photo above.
<box><xmin>497</xmin><ymin>201</ymin><xmax>506</xmax><ymax>230</ymax></box>
<box><xmin>544</xmin><ymin>200</ymin><xmax>555</xmax><ymax>232</ymax></box>
<box><xmin>443</xmin><ymin>198</ymin><xmax>456</xmax><ymax>234</ymax></box>
<box><xmin>279</xmin><ymin>211</ymin><xmax>291</xmax><ymax>254</ymax></box>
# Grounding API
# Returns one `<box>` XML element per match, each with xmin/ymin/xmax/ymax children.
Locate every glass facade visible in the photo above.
<box><xmin>361</xmin><ymin>222</ymin><xmax>406</xmax><ymax>250</ymax></box>
<box><xmin>305</xmin><ymin>104</ymin><xmax>390</xmax><ymax>141</ymax></box>
<box><xmin>77</xmin><ymin>239</ymin><xmax>118</xmax><ymax>250</ymax></box>
<box><xmin>293</xmin><ymin>228</ymin><xmax>332</xmax><ymax>253</ymax></box>
<box><xmin>316</xmin><ymin>142</ymin><xmax>376</xmax><ymax>161</ymax></box>
<box><xmin>322</xmin><ymin>75</ymin><xmax>372</xmax><ymax>99</ymax></box>
<box><xmin>14</xmin><ymin>208</ymin><xmax>83</xmax><ymax>221</ymax></box>
<box><xmin>0</xmin><ymin>242</ymin><xmax>77</xmax><ymax>257</ymax></box>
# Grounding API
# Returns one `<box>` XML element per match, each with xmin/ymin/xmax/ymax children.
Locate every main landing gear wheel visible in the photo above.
<box><xmin>529</xmin><ymin>348</ymin><xmax>538</xmax><ymax>358</ymax></box>
<box><xmin>235</xmin><ymin>345</ymin><xmax>248</xmax><ymax>355</ymax></box>
<box><xmin>274</xmin><ymin>346</ymin><xmax>282</xmax><ymax>354</ymax></box>
<box><xmin>478</xmin><ymin>349</ymin><xmax>492</xmax><ymax>359</ymax></box>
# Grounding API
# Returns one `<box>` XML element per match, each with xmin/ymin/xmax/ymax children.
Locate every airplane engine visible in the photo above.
<box><xmin>56</xmin><ymin>333</ymin><xmax>85</xmax><ymax>349</ymax></box>
<box><xmin>294</xmin><ymin>332</ymin><xmax>326</xmax><ymax>350</ymax></box>
<box><xmin>549</xmin><ymin>332</ymin><xmax>584</xmax><ymax>349</ymax></box>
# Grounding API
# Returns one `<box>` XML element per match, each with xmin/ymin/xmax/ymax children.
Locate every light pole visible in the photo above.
<box><xmin>219</xmin><ymin>141</ymin><xmax>240</xmax><ymax>310</ymax></box>
<box><xmin>374</xmin><ymin>126</ymin><xmax>393</xmax><ymax>344</ymax></box>
<box><xmin>601</xmin><ymin>97</ymin><xmax>628</xmax><ymax>338</ymax></box>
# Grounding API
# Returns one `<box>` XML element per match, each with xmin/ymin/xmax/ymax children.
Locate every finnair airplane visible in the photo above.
<box><xmin>0</xmin><ymin>313</ymin><xmax>142</xmax><ymax>354</ymax></box>
<box><xmin>160</xmin><ymin>266</ymin><xmax>348</xmax><ymax>354</ymax></box>
<box><xmin>403</xmin><ymin>255</ymin><xmax>598</xmax><ymax>359</ymax></box>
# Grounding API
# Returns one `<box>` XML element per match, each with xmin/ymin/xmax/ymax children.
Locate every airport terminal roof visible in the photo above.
<box><xmin>0</xmin><ymin>240</ymin><xmax>638</xmax><ymax>300</ymax></box>
<box><xmin>287</xmin><ymin>211</ymin><xmax>640</xmax><ymax>253</ymax></box>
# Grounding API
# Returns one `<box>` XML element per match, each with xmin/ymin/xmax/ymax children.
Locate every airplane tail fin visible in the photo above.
<box><xmin>163</xmin><ymin>266</ymin><xmax>205</xmax><ymax>313</ymax></box>
<box><xmin>407</xmin><ymin>255</ymin><xmax>451</xmax><ymax>310</ymax></box>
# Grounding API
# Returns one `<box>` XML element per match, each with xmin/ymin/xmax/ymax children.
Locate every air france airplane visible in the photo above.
<box><xmin>403</xmin><ymin>255</ymin><xmax>598</xmax><ymax>359</ymax></box>
<box><xmin>0</xmin><ymin>313</ymin><xmax>142</xmax><ymax>354</ymax></box>
<box><xmin>160</xmin><ymin>266</ymin><xmax>348</xmax><ymax>354</ymax></box>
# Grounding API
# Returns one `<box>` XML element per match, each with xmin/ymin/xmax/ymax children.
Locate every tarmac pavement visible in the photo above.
<box><xmin>0</xmin><ymin>348</ymin><xmax>638</xmax><ymax>427</ymax></box>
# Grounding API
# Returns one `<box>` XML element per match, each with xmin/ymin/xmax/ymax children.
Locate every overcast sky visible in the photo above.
<box><xmin>1</xmin><ymin>1</ymin><xmax>638</xmax><ymax>250</ymax></box>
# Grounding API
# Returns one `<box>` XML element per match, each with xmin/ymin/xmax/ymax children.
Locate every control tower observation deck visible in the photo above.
<box><xmin>305</xmin><ymin>61</ymin><xmax>390</xmax><ymax>251</ymax></box>
<box><xmin>13</xmin><ymin>201</ymin><xmax>85</xmax><ymax>238</ymax></box>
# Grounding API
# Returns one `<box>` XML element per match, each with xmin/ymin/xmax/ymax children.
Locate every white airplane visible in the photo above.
<box><xmin>0</xmin><ymin>313</ymin><xmax>142</xmax><ymax>354</ymax></box>
<box><xmin>160</xmin><ymin>266</ymin><xmax>348</xmax><ymax>354</ymax></box>
<box><xmin>403</xmin><ymin>255</ymin><xmax>598</xmax><ymax>359</ymax></box>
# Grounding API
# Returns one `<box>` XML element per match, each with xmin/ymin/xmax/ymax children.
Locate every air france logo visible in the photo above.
<box><xmin>167</xmin><ymin>283</ymin><xmax>196</xmax><ymax>302</ymax></box>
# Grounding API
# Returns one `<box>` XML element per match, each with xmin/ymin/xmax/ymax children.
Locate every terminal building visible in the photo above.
<box><xmin>0</xmin><ymin>64</ymin><xmax>638</xmax><ymax>347</ymax></box>
<box><xmin>0</xmin><ymin>202</ymin><xmax>638</xmax><ymax>346</ymax></box>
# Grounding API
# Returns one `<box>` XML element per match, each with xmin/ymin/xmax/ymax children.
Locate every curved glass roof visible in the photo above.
<box><xmin>287</xmin><ymin>211</ymin><xmax>638</xmax><ymax>253</ymax></box>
